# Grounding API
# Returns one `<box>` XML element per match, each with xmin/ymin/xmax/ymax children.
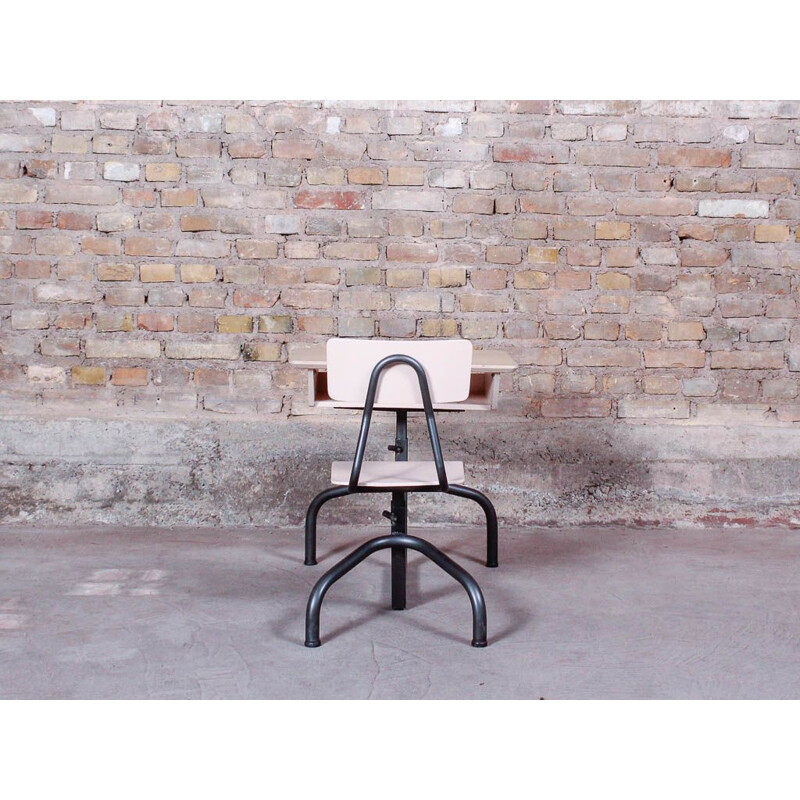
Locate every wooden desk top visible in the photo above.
<box><xmin>288</xmin><ymin>343</ymin><xmax>518</xmax><ymax>373</ymax></box>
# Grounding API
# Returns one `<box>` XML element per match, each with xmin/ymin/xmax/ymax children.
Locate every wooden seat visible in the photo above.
<box><xmin>331</xmin><ymin>460</ymin><xmax>465</xmax><ymax>488</ymax></box>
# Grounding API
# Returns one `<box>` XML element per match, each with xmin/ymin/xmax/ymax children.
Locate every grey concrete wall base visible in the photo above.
<box><xmin>2</xmin><ymin>414</ymin><xmax>800</xmax><ymax>528</ymax></box>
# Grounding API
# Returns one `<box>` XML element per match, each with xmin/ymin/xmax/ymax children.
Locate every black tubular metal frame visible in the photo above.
<box><xmin>303</xmin><ymin>353</ymin><xmax>499</xmax><ymax>648</ymax></box>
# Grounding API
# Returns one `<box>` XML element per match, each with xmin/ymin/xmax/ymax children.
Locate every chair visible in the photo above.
<box><xmin>303</xmin><ymin>338</ymin><xmax>499</xmax><ymax>648</ymax></box>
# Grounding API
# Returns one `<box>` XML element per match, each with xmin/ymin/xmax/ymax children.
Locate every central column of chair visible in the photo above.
<box><xmin>388</xmin><ymin>410</ymin><xmax>408</xmax><ymax>611</ymax></box>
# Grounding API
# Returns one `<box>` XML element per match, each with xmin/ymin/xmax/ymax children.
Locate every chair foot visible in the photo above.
<box><xmin>305</xmin><ymin>533</ymin><xmax>487</xmax><ymax>648</ymax></box>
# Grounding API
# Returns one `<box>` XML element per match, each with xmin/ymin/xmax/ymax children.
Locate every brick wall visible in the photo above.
<box><xmin>2</xmin><ymin>99</ymin><xmax>800</xmax><ymax>423</ymax></box>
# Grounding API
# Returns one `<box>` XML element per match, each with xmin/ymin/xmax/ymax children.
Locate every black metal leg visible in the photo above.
<box><xmin>305</xmin><ymin>533</ymin><xmax>488</xmax><ymax>648</ymax></box>
<box><xmin>446</xmin><ymin>484</ymin><xmax>499</xmax><ymax>568</ymax></box>
<box><xmin>304</xmin><ymin>486</ymin><xmax>351</xmax><ymax>566</ymax></box>
<box><xmin>413</xmin><ymin>536</ymin><xmax>487</xmax><ymax>647</ymax></box>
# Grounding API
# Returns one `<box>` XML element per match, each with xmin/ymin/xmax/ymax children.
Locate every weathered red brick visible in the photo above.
<box><xmin>16</xmin><ymin>210</ymin><xmax>53</xmax><ymax>229</ymax></box>
<box><xmin>137</xmin><ymin>312</ymin><xmax>174</xmax><ymax>331</ymax></box>
<box><xmin>272</xmin><ymin>140</ymin><xmax>317</xmax><ymax>159</ymax></box>
<box><xmin>493</xmin><ymin>144</ymin><xmax>569</xmax><ymax>163</ymax></box>
<box><xmin>295</xmin><ymin>190</ymin><xmax>365</xmax><ymax>210</ymax></box>
<box><xmin>658</xmin><ymin>147</ymin><xmax>731</xmax><ymax>167</ymax></box>
<box><xmin>617</xmin><ymin>197</ymin><xmax>694</xmax><ymax>216</ymax></box>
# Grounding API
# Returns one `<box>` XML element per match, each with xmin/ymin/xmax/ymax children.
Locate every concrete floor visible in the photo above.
<box><xmin>0</xmin><ymin>524</ymin><xmax>798</xmax><ymax>699</ymax></box>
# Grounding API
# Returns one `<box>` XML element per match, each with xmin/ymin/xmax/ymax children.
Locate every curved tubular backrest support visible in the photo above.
<box><xmin>349</xmin><ymin>354</ymin><xmax>448</xmax><ymax>491</ymax></box>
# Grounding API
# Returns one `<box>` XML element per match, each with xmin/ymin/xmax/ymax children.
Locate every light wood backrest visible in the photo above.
<box><xmin>326</xmin><ymin>339</ymin><xmax>473</xmax><ymax>406</ymax></box>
